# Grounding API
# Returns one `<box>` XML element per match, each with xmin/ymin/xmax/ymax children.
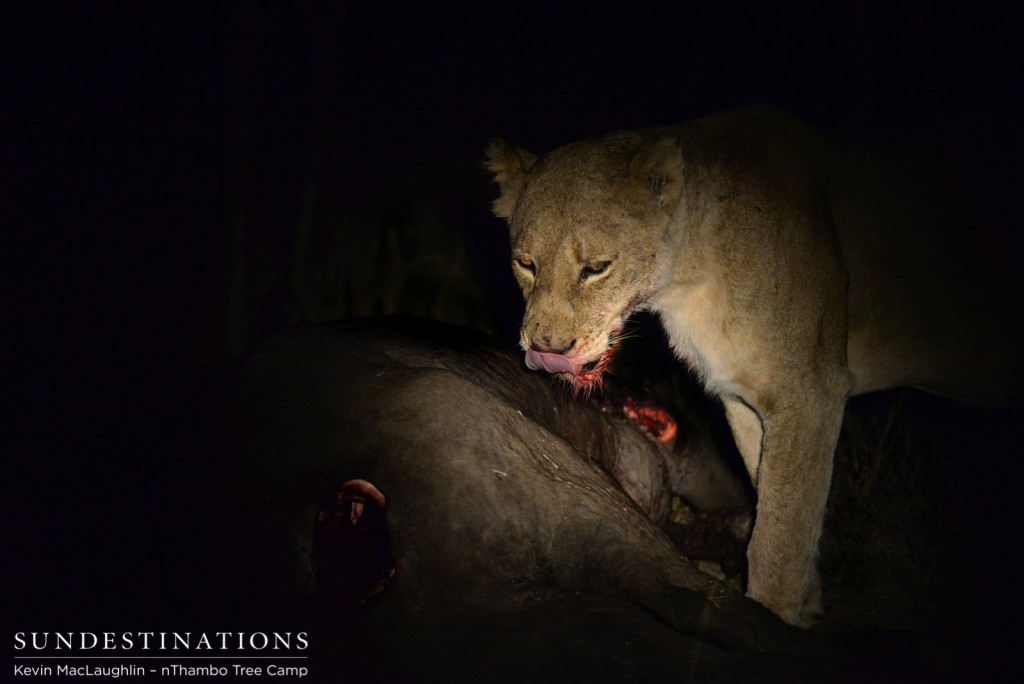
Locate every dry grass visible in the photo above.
<box><xmin>821</xmin><ymin>389</ymin><xmax>1024</xmax><ymax>635</ymax></box>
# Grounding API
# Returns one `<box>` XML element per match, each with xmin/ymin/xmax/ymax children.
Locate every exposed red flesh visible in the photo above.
<box><xmin>621</xmin><ymin>397</ymin><xmax>678</xmax><ymax>443</ymax></box>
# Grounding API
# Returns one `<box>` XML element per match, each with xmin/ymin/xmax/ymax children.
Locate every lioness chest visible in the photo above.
<box><xmin>653</xmin><ymin>282</ymin><xmax>764</xmax><ymax>399</ymax></box>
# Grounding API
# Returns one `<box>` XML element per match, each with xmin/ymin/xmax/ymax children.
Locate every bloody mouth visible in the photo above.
<box><xmin>535</xmin><ymin>298</ymin><xmax>650</xmax><ymax>396</ymax></box>
<box><xmin>559</xmin><ymin>343</ymin><xmax>617</xmax><ymax>396</ymax></box>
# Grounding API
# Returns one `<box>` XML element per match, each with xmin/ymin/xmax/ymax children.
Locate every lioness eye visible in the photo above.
<box><xmin>515</xmin><ymin>258</ymin><xmax>535</xmax><ymax>274</ymax></box>
<box><xmin>581</xmin><ymin>261</ymin><xmax>610</xmax><ymax>279</ymax></box>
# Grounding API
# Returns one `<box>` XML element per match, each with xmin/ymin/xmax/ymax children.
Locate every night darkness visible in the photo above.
<box><xmin>6</xmin><ymin>1</ymin><xmax>1024</xmax><ymax>680</ymax></box>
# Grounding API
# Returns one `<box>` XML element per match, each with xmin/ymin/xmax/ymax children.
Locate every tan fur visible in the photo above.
<box><xmin>486</xmin><ymin>106</ymin><xmax>1023</xmax><ymax>626</ymax></box>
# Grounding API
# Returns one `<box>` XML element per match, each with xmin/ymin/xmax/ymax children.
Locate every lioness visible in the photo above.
<box><xmin>486</xmin><ymin>106</ymin><xmax>1023</xmax><ymax>626</ymax></box>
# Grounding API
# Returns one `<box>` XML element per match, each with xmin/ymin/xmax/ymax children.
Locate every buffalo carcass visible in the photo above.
<box><xmin>189</xmin><ymin>318</ymin><xmax>881</xmax><ymax>682</ymax></box>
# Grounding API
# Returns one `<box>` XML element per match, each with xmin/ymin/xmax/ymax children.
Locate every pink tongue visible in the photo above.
<box><xmin>524</xmin><ymin>349</ymin><xmax>578</xmax><ymax>375</ymax></box>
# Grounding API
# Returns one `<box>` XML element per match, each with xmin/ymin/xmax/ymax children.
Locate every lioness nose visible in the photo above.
<box><xmin>534</xmin><ymin>337</ymin><xmax>576</xmax><ymax>355</ymax></box>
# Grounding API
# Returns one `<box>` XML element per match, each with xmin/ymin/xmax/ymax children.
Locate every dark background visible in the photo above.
<box><xmin>6</xmin><ymin>0</ymin><xmax>1022</xmax><ymax>645</ymax></box>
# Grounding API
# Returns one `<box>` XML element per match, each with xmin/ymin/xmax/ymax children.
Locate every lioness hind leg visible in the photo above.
<box><xmin>723</xmin><ymin>398</ymin><xmax>764</xmax><ymax>488</ymax></box>
<box><xmin>801</xmin><ymin>563</ymin><xmax>826</xmax><ymax>625</ymax></box>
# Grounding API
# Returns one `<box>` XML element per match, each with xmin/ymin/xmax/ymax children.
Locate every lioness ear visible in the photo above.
<box><xmin>485</xmin><ymin>138</ymin><xmax>538</xmax><ymax>219</ymax></box>
<box><xmin>629</xmin><ymin>134</ymin><xmax>683</xmax><ymax>209</ymax></box>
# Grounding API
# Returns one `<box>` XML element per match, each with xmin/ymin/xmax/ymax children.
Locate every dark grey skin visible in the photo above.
<box><xmin>189</xmin><ymin>319</ymin><xmax>886</xmax><ymax>681</ymax></box>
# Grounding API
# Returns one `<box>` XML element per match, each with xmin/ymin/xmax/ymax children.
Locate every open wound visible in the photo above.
<box><xmin>313</xmin><ymin>479</ymin><xmax>396</xmax><ymax>608</ymax></box>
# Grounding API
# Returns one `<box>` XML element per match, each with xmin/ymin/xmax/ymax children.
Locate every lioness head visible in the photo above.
<box><xmin>486</xmin><ymin>131</ymin><xmax>683</xmax><ymax>392</ymax></box>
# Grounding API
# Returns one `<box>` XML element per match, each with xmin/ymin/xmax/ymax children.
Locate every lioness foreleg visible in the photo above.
<box><xmin>739</xmin><ymin>390</ymin><xmax>846</xmax><ymax>626</ymax></box>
